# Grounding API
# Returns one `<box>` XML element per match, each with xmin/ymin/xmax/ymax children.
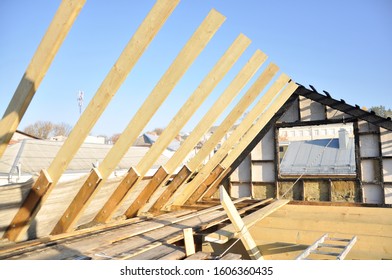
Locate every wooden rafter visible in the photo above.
<box><xmin>127</xmin><ymin>50</ymin><xmax>268</xmax><ymax>216</ymax></box>
<box><xmin>0</xmin><ymin>0</ymin><xmax>86</xmax><ymax>158</ymax></box>
<box><xmin>50</xmin><ymin>7</ymin><xmax>223</xmax><ymax>234</ymax></box>
<box><xmin>94</xmin><ymin>32</ymin><xmax>249</xmax><ymax>223</ymax></box>
<box><xmin>4</xmin><ymin>0</ymin><xmax>180</xmax><ymax>241</ymax></box>
<box><xmin>172</xmin><ymin>74</ymin><xmax>291</xmax><ymax>206</ymax></box>
<box><xmin>151</xmin><ymin>63</ymin><xmax>279</xmax><ymax>212</ymax></box>
<box><xmin>189</xmin><ymin>81</ymin><xmax>299</xmax><ymax>203</ymax></box>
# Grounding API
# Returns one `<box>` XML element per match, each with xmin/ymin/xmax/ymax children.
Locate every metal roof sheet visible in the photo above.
<box><xmin>280</xmin><ymin>138</ymin><xmax>355</xmax><ymax>175</ymax></box>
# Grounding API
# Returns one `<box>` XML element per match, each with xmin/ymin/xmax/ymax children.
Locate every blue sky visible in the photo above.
<box><xmin>1</xmin><ymin>0</ymin><xmax>391</xmax><ymax>137</ymax></box>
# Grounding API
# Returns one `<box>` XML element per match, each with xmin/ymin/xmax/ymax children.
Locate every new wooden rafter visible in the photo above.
<box><xmin>0</xmin><ymin>0</ymin><xmax>86</xmax><ymax>158</ymax></box>
<box><xmin>149</xmin><ymin>63</ymin><xmax>280</xmax><ymax>213</ymax></box>
<box><xmin>202</xmin><ymin>94</ymin><xmax>299</xmax><ymax>199</ymax></box>
<box><xmin>186</xmin><ymin>81</ymin><xmax>299</xmax><ymax>204</ymax></box>
<box><xmin>51</xmin><ymin>8</ymin><xmax>225</xmax><ymax>234</ymax></box>
<box><xmin>171</xmin><ymin>74</ymin><xmax>292</xmax><ymax>206</ymax></box>
<box><xmin>4</xmin><ymin>0</ymin><xmax>180</xmax><ymax>241</ymax></box>
<box><xmin>94</xmin><ymin>32</ymin><xmax>249</xmax><ymax>223</ymax></box>
<box><xmin>124</xmin><ymin>50</ymin><xmax>267</xmax><ymax>217</ymax></box>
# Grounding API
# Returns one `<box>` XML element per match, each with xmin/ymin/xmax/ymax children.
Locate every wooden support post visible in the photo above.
<box><xmin>0</xmin><ymin>0</ymin><xmax>86</xmax><ymax>158</ymax></box>
<box><xmin>4</xmin><ymin>0</ymin><xmax>179</xmax><ymax>241</ymax></box>
<box><xmin>135</xmin><ymin>50</ymin><xmax>267</xmax><ymax>215</ymax></box>
<box><xmin>219</xmin><ymin>186</ymin><xmax>263</xmax><ymax>260</ymax></box>
<box><xmin>96</xmin><ymin>31</ymin><xmax>248</xmax><ymax>222</ymax></box>
<box><xmin>184</xmin><ymin>81</ymin><xmax>299</xmax><ymax>204</ymax></box>
<box><xmin>183</xmin><ymin>228</ymin><xmax>195</xmax><ymax>256</ymax></box>
<box><xmin>173</xmin><ymin>74</ymin><xmax>291</xmax><ymax>206</ymax></box>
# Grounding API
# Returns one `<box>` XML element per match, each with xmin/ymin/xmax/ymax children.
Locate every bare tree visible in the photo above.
<box><xmin>151</xmin><ymin>127</ymin><xmax>164</xmax><ymax>135</ymax></box>
<box><xmin>109</xmin><ymin>133</ymin><xmax>121</xmax><ymax>144</ymax></box>
<box><xmin>53</xmin><ymin>122</ymin><xmax>72</xmax><ymax>137</ymax></box>
<box><xmin>23</xmin><ymin>121</ymin><xmax>72</xmax><ymax>139</ymax></box>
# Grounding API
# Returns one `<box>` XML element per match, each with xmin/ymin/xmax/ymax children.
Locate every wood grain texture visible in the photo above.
<box><xmin>219</xmin><ymin>186</ymin><xmax>263</xmax><ymax>260</ymax></box>
<box><xmin>4</xmin><ymin>0</ymin><xmax>180</xmax><ymax>241</ymax></box>
<box><xmin>0</xmin><ymin>0</ymin><xmax>86</xmax><ymax>157</ymax></box>
<box><xmin>119</xmin><ymin>33</ymin><xmax>250</xmax><ymax>218</ymax></box>
<box><xmin>172</xmin><ymin>74</ymin><xmax>290</xmax><ymax>206</ymax></box>
<box><xmin>205</xmin><ymin>199</ymin><xmax>289</xmax><ymax>243</ymax></box>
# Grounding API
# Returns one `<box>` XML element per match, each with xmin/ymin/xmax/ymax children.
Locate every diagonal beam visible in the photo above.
<box><xmin>173</xmin><ymin>74</ymin><xmax>292</xmax><ymax>206</ymax></box>
<box><xmin>219</xmin><ymin>186</ymin><xmax>263</xmax><ymax>260</ymax></box>
<box><xmin>50</xmin><ymin>8</ymin><xmax>225</xmax><ymax>235</ymax></box>
<box><xmin>129</xmin><ymin>50</ymin><xmax>267</xmax><ymax>216</ymax></box>
<box><xmin>94</xmin><ymin>33</ymin><xmax>249</xmax><ymax>223</ymax></box>
<box><xmin>4</xmin><ymin>0</ymin><xmax>180</xmax><ymax>241</ymax></box>
<box><xmin>0</xmin><ymin>0</ymin><xmax>86</xmax><ymax>158</ymax></box>
<box><xmin>202</xmin><ymin>95</ymin><xmax>298</xmax><ymax>199</ymax></box>
<box><xmin>150</xmin><ymin>63</ymin><xmax>279</xmax><ymax>212</ymax></box>
<box><xmin>187</xmin><ymin>81</ymin><xmax>299</xmax><ymax>204</ymax></box>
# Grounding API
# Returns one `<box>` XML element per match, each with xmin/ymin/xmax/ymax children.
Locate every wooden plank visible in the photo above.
<box><xmin>89</xmin><ymin>10</ymin><xmax>225</xmax><ymax>222</ymax></box>
<box><xmin>152</xmin><ymin>64</ymin><xmax>278</xmax><ymax>212</ymax></box>
<box><xmin>0</xmin><ymin>0</ymin><xmax>86</xmax><ymax>157</ymax></box>
<box><xmin>150</xmin><ymin>165</ymin><xmax>193</xmax><ymax>213</ymax></box>
<box><xmin>158</xmin><ymin>247</ymin><xmax>186</xmax><ymax>260</ymax></box>
<box><xmin>165</xmin><ymin>50</ymin><xmax>268</xmax><ymax>173</ymax></box>
<box><xmin>184</xmin><ymin>251</ymin><xmax>211</xmax><ymax>260</ymax></box>
<box><xmin>117</xmin><ymin>33</ymin><xmax>250</xmax><ymax>219</ymax></box>
<box><xmin>51</xmin><ymin>2</ymin><xmax>219</xmax><ymax>235</ymax></box>
<box><xmin>4</xmin><ymin>0</ymin><xmax>180</xmax><ymax>242</ymax></box>
<box><xmin>196</xmin><ymin>81</ymin><xmax>299</xmax><ymax>202</ymax></box>
<box><xmin>205</xmin><ymin>199</ymin><xmax>289</xmax><ymax>244</ymax></box>
<box><xmin>140</xmin><ymin>50</ymin><xmax>267</xmax><ymax>214</ymax></box>
<box><xmin>173</xmin><ymin>74</ymin><xmax>291</xmax><ymax>206</ymax></box>
<box><xmin>51</xmin><ymin>168</ymin><xmax>102</xmax><ymax>235</ymax></box>
<box><xmin>186</xmin><ymin>164</ymin><xmax>225</xmax><ymax>205</ymax></box>
<box><xmin>187</xmin><ymin>63</ymin><xmax>280</xmax><ymax>172</ymax></box>
<box><xmin>183</xmin><ymin>228</ymin><xmax>195</xmax><ymax>256</ymax></box>
<box><xmin>219</xmin><ymin>186</ymin><xmax>263</xmax><ymax>260</ymax></box>
<box><xmin>3</xmin><ymin>202</ymin><xmax>254</xmax><ymax>260</ymax></box>
<box><xmin>211</xmin><ymin>95</ymin><xmax>298</xmax><ymax>197</ymax></box>
<box><xmin>3</xmin><ymin>169</ymin><xmax>52</xmax><ymax>241</ymax></box>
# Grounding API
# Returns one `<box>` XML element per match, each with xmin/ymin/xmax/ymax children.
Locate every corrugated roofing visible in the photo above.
<box><xmin>280</xmin><ymin>138</ymin><xmax>356</xmax><ymax>175</ymax></box>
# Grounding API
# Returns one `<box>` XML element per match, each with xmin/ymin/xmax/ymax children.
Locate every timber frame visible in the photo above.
<box><xmin>1</xmin><ymin>0</ymin><xmax>391</xmax><ymax>260</ymax></box>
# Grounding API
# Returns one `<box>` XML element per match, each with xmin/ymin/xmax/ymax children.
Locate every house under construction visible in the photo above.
<box><xmin>0</xmin><ymin>0</ymin><xmax>391</xmax><ymax>260</ymax></box>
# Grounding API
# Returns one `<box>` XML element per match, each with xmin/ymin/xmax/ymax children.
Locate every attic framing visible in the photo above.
<box><xmin>1</xmin><ymin>0</ymin><xmax>392</xmax><ymax>260</ymax></box>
